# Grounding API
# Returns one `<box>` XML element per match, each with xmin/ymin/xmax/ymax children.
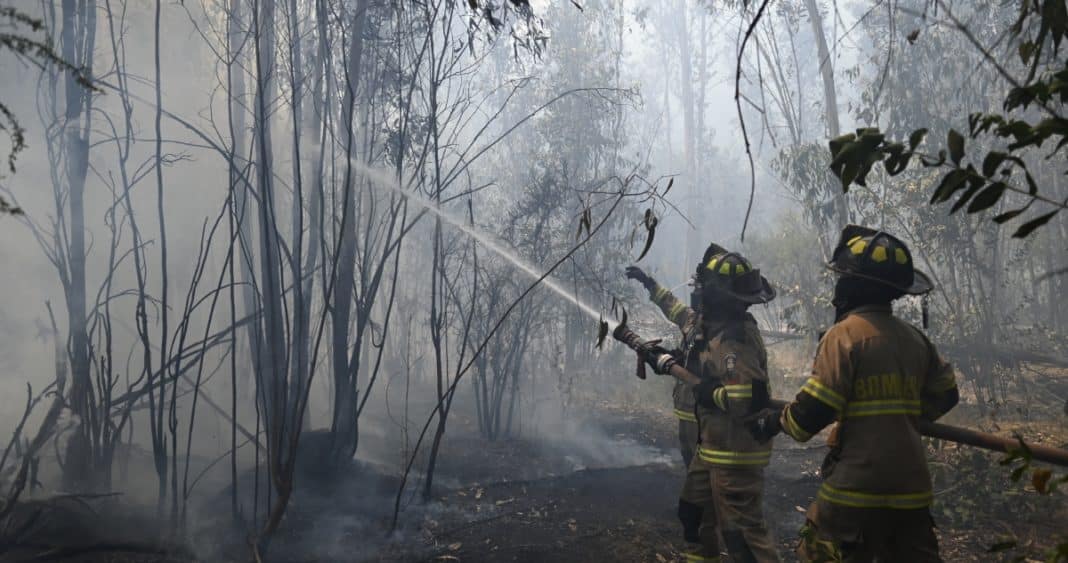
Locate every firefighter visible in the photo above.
<box><xmin>748</xmin><ymin>225</ymin><xmax>959</xmax><ymax>562</ymax></box>
<box><xmin>633</xmin><ymin>244</ymin><xmax>781</xmax><ymax>563</ymax></box>
<box><xmin>625</xmin><ymin>265</ymin><xmax>700</xmax><ymax>467</ymax></box>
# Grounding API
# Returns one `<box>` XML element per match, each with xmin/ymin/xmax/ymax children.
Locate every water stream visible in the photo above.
<box><xmin>132</xmin><ymin>83</ymin><xmax>615</xmax><ymax>329</ymax></box>
<box><xmin>347</xmin><ymin>161</ymin><xmax>617</xmax><ymax>328</ymax></box>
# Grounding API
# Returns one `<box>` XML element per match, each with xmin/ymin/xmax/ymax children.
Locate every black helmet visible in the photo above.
<box><xmin>695</xmin><ymin>243</ymin><xmax>776</xmax><ymax>304</ymax></box>
<box><xmin>828</xmin><ymin>225</ymin><xmax>933</xmax><ymax>295</ymax></box>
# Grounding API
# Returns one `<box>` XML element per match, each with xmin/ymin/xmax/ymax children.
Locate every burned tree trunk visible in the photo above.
<box><xmin>802</xmin><ymin>0</ymin><xmax>849</xmax><ymax>229</ymax></box>
<box><xmin>329</xmin><ymin>0</ymin><xmax>370</xmax><ymax>468</ymax></box>
<box><xmin>48</xmin><ymin>0</ymin><xmax>97</xmax><ymax>494</ymax></box>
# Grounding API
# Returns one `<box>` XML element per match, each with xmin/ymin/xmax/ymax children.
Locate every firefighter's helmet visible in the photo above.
<box><xmin>828</xmin><ymin>225</ymin><xmax>933</xmax><ymax>295</ymax></box>
<box><xmin>695</xmin><ymin>243</ymin><xmax>776</xmax><ymax>304</ymax></box>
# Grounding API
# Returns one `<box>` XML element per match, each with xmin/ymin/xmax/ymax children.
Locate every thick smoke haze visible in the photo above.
<box><xmin>0</xmin><ymin>1</ymin><xmax>1065</xmax><ymax>561</ymax></box>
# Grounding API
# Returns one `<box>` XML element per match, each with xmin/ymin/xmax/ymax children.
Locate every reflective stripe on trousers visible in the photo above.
<box><xmin>675</xmin><ymin>408</ymin><xmax>698</xmax><ymax>423</ymax></box>
<box><xmin>697</xmin><ymin>446</ymin><xmax>771</xmax><ymax>467</ymax></box>
<box><xmin>818</xmin><ymin>482</ymin><xmax>933</xmax><ymax>509</ymax></box>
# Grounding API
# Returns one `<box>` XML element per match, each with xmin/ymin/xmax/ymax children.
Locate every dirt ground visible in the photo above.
<box><xmin>7</xmin><ymin>378</ymin><xmax>1067</xmax><ymax>562</ymax></box>
<box><xmin>362</xmin><ymin>395</ymin><xmax>1066</xmax><ymax>563</ymax></box>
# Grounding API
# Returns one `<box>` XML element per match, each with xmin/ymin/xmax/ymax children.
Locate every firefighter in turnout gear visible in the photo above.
<box><xmin>748</xmin><ymin>225</ymin><xmax>959</xmax><ymax>563</ymax></box>
<box><xmin>625</xmin><ymin>265</ymin><xmax>700</xmax><ymax>466</ymax></box>
<box><xmin>632</xmin><ymin>244</ymin><xmax>781</xmax><ymax>563</ymax></box>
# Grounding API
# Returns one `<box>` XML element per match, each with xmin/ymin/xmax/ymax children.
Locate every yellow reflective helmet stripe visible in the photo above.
<box><xmin>818</xmin><ymin>483</ymin><xmax>933</xmax><ymax>509</ymax></box>
<box><xmin>846</xmin><ymin>235</ymin><xmax>911</xmax><ymax>266</ymax></box>
<box><xmin>801</xmin><ymin>378</ymin><xmax>846</xmax><ymax>412</ymax></box>
<box><xmin>844</xmin><ymin>399</ymin><xmax>922</xmax><ymax>417</ymax></box>
<box><xmin>697</xmin><ymin>447</ymin><xmax>772</xmax><ymax>467</ymax></box>
<box><xmin>674</xmin><ymin>408</ymin><xmax>698</xmax><ymax>423</ymax></box>
<box><xmin>706</xmin><ymin>256</ymin><xmax>720</xmax><ymax>271</ymax></box>
<box><xmin>705</xmin><ymin>253</ymin><xmax>750</xmax><ymax>277</ymax></box>
<box><xmin>871</xmin><ymin>246</ymin><xmax>888</xmax><ymax>263</ymax></box>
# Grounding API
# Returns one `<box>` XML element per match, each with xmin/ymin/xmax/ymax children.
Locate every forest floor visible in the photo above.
<box><xmin>6</xmin><ymin>366</ymin><xmax>1067</xmax><ymax>562</ymax></box>
<box><xmin>363</xmin><ymin>395</ymin><xmax>1066</xmax><ymax>563</ymax></box>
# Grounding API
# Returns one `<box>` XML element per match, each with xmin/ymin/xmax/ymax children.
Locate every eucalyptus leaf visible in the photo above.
<box><xmin>949</xmin><ymin>181</ymin><xmax>983</xmax><ymax>214</ymax></box>
<box><xmin>993</xmin><ymin>208</ymin><xmax>1027</xmax><ymax>224</ymax></box>
<box><xmin>982</xmin><ymin>151</ymin><xmax>1008</xmax><ymax>177</ymax></box>
<box><xmin>948</xmin><ymin>129</ymin><xmax>965</xmax><ymax>165</ymax></box>
<box><xmin>966</xmin><ymin>182</ymin><xmax>1006</xmax><ymax>213</ymax></box>
<box><xmin>908</xmin><ymin>128</ymin><xmax>928</xmax><ymax>151</ymax></box>
<box><xmin>1013</xmin><ymin>210</ymin><xmax>1059</xmax><ymax>238</ymax></box>
<box><xmin>930</xmin><ymin>169</ymin><xmax>969</xmax><ymax>204</ymax></box>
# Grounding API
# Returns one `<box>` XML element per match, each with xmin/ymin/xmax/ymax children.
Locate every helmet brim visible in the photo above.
<box><xmin>826</xmin><ymin>264</ymin><xmax>934</xmax><ymax>295</ymax></box>
<box><xmin>720</xmin><ymin>275</ymin><xmax>777</xmax><ymax>304</ymax></box>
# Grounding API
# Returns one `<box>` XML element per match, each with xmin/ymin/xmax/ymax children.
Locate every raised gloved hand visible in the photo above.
<box><xmin>624</xmin><ymin>266</ymin><xmax>656</xmax><ymax>290</ymax></box>
<box><xmin>742</xmin><ymin>407</ymin><xmax>783</xmax><ymax>444</ymax></box>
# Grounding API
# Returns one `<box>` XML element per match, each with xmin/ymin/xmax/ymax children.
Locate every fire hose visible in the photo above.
<box><xmin>612</xmin><ymin>323</ymin><xmax>1068</xmax><ymax>468</ymax></box>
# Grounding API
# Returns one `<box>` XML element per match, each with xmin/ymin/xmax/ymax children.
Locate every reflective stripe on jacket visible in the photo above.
<box><xmin>783</xmin><ymin>305</ymin><xmax>957</xmax><ymax>508</ymax></box>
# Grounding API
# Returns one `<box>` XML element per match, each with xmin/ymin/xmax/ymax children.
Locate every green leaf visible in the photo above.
<box><xmin>908</xmin><ymin>128</ymin><xmax>928</xmax><ymax>151</ymax></box>
<box><xmin>982</xmin><ymin>151</ymin><xmax>1008</xmax><ymax>177</ymax></box>
<box><xmin>576</xmin><ymin>208</ymin><xmax>591</xmax><ymax>240</ymax></box>
<box><xmin>966</xmin><ymin>182</ymin><xmax>1007</xmax><ymax>213</ymax></box>
<box><xmin>1013</xmin><ymin>210</ymin><xmax>1059</xmax><ymax>238</ymax></box>
<box><xmin>968</xmin><ymin>113</ymin><xmax>982</xmax><ymax>136</ymax></box>
<box><xmin>840</xmin><ymin>159</ymin><xmax>861</xmax><ymax>191</ymax></box>
<box><xmin>1000</xmin><ymin>450</ymin><xmax>1021</xmax><ymax>465</ymax></box>
<box><xmin>637</xmin><ymin>225</ymin><xmax>656</xmax><ymax>261</ymax></box>
<box><xmin>828</xmin><ymin>133</ymin><xmax>857</xmax><ymax>158</ymax></box>
<box><xmin>1018</xmin><ymin>40</ymin><xmax>1035</xmax><ymax>64</ymax></box>
<box><xmin>992</xmin><ymin>208</ymin><xmax>1027</xmax><ymax>224</ymax></box>
<box><xmin>930</xmin><ymin>169</ymin><xmax>969</xmax><ymax>204</ymax></box>
<box><xmin>1044</xmin><ymin>0</ymin><xmax>1068</xmax><ymax>48</ymax></box>
<box><xmin>948</xmin><ymin>129</ymin><xmax>965</xmax><ymax>165</ymax></box>
<box><xmin>949</xmin><ymin>180</ymin><xmax>983</xmax><ymax>214</ymax></box>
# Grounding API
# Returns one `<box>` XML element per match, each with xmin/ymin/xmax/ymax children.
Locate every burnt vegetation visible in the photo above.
<box><xmin>0</xmin><ymin>0</ymin><xmax>1065</xmax><ymax>562</ymax></box>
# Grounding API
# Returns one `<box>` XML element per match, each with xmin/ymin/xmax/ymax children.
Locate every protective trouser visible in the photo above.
<box><xmin>678</xmin><ymin>419</ymin><xmax>699</xmax><ymax>468</ymax></box>
<box><xmin>798</xmin><ymin>503</ymin><xmax>942</xmax><ymax>563</ymax></box>
<box><xmin>680</xmin><ymin>465</ymin><xmax>780</xmax><ymax>563</ymax></box>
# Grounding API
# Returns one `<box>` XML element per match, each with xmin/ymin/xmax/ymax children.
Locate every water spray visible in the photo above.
<box><xmin>349</xmin><ymin>160</ymin><xmax>614</xmax><ymax>328</ymax></box>
<box><xmin>98</xmin><ymin>78</ymin><xmax>617</xmax><ymax>331</ymax></box>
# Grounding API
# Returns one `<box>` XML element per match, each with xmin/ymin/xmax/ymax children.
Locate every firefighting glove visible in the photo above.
<box><xmin>693</xmin><ymin>379</ymin><xmax>727</xmax><ymax>411</ymax></box>
<box><xmin>624</xmin><ymin>266</ymin><xmax>657</xmax><ymax>291</ymax></box>
<box><xmin>637</xmin><ymin>341</ymin><xmax>679</xmax><ymax>375</ymax></box>
<box><xmin>742</xmin><ymin>407</ymin><xmax>783</xmax><ymax>444</ymax></box>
